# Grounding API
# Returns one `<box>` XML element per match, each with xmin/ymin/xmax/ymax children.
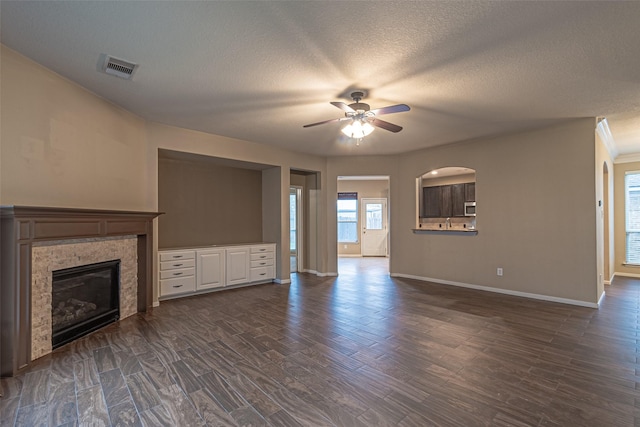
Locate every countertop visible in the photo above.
<box><xmin>159</xmin><ymin>242</ymin><xmax>276</xmax><ymax>251</ymax></box>
<box><xmin>412</xmin><ymin>228</ymin><xmax>478</xmax><ymax>235</ymax></box>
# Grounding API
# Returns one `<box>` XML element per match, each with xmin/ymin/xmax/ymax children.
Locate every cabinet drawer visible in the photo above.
<box><xmin>251</xmin><ymin>259</ymin><xmax>273</xmax><ymax>268</ymax></box>
<box><xmin>160</xmin><ymin>259</ymin><xmax>195</xmax><ymax>271</ymax></box>
<box><xmin>160</xmin><ymin>250</ymin><xmax>195</xmax><ymax>262</ymax></box>
<box><xmin>250</xmin><ymin>252</ymin><xmax>273</xmax><ymax>261</ymax></box>
<box><xmin>161</xmin><ymin>276</ymin><xmax>196</xmax><ymax>296</ymax></box>
<box><xmin>250</xmin><ymin>266</ymin><xmax>274</xmax><ymax>282</ymax></box>
<box><xmin>251</xmin><ymin>245</ymin><xmax>274</xmax><ymax>254</ymax></box>
<box><xmin>160</xmin><ymin>267</ymin><xmax>195</xmax><ymax>280</ymax></box>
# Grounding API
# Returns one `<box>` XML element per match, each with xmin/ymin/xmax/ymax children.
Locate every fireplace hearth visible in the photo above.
<box><xmin>52</xmin><ymin>260</ymin><xmax>120</xmax><ymax>349</ymax></box>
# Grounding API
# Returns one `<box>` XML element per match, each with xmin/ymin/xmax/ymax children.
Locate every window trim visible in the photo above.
<box><xmin>624</xmin><ymin>170</ymin><xmax>640</xmax><ymax>266</ymax></box>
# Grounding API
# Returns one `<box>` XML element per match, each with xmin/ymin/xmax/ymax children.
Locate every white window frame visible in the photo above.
<box><xmin>337</xmin><ymin>194</ymin><xmax>358</xmax><ymax>243</ymax></box>
<box><xmin>625</xmin><ymin>170</ymin><xmax>640</xmax><ymax>265</ymax></box>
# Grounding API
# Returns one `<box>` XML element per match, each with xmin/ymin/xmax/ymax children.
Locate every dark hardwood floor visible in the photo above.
<box><xmin>2</xmin><ymin>257</ymin><xmax>639</xmax><ymax>426</ymax></box>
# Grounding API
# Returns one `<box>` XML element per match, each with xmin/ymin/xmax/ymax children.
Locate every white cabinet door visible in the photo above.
<box><xmin>197</xmin><ymin>249</ymin><xmax>225</xmax><ymax>290</ymax></box>
<box><xmin>225</xmin><ymin>247</ymin><xmax>250</xmax><ymax>286</ymax></box>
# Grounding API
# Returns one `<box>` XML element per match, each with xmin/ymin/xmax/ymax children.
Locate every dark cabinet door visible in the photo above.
<box><xmin>451</xmin><ymin>184</ymin><xmax>465</xmax><ymax>216</ymax></box>
<box><xmin>465</xmin><ymin>182</ymin><xmax>475</xmax><ymax>202</ymax></box>
<box><xmin>423</xmin><ymin>186</ymin><xmax>441</xmax><ymax>217</ymax></box>
<box><xmin>440</xmin><ymin>185</ymin><xmax>452</xmax><ymax>217</ymax></box>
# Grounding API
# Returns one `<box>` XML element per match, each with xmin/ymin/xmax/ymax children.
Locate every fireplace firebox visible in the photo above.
<box><xmin>51</xmin><ymin>260</ymin><xmax>120</xmax><ymax>349</ymax></box>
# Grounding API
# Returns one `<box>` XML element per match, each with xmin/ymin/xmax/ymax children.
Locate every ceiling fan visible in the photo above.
<box><xmin>303</xmin><ymin>91</ymin><xmax>410</xmax><ymax>139</ymax></box>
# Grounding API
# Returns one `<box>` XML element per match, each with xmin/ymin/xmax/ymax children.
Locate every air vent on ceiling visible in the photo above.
<box><xmin>101</xmin><ymin>55</ymin><xmax>138</xmax><ymax>80</ymax></box>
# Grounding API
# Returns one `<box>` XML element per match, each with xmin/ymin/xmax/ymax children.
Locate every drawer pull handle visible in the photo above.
<box><xmin>173</xmin><ymin>255</ymin><xmax>183</xmax><ymax>259</ymax></box>
<box><xmin>260</xmin><ymin>262</ymin><xmax>266</xmax><ymax>265</ymax></box>
<box><xmin>173</xmin><ymin>272</ymin><xmax>183</xmax><ymax>276</ymax></box>
<box><xmin>173</xmin><ymin>263</ymin><xmax>183</xmax><ymax>267</ymax></box>
<box><xmin>172</xmin><ymin>284</ymin><xmax>183</xmax><ymax>288</ymax></box>
<box><xmin>260</xmin><ymin>256</ymin><xmax>266</xmax><ymax>259</ymax></box>
<box><xmin>259</xmin><ymin>273</ymin><xmax>266</xmax><ymax>276</ymax></box>
<box><xmin>259</xmin><ymin>249</ymin><xmax>265</xmax><ymax>251</ymax></box>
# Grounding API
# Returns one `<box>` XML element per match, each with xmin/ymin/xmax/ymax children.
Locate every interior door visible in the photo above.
<box><xmin>361</xmin><ymin>198</ymin><xmax>387</xmax><ymax>256</ymax></box>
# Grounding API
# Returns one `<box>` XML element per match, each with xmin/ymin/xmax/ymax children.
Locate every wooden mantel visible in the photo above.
<box><xmin>0</xmin><ymin>206</ymin><xmax>162</xmax><ymax>377</ymax></box>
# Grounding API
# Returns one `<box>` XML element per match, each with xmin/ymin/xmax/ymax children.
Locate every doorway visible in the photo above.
<box><xmin>337</xmin><ymin>176</ymin><xmax>390</xmax><ymax>275</ymax></box>
<box><xmin>290</xmin><ymin>186</ymin><xmax>303</xmax><ymax>273</ymax></box>
<box><xmin>361</xmin><ymin>198</ymin><xmax>388</xmax><ymax>256</ymax></box>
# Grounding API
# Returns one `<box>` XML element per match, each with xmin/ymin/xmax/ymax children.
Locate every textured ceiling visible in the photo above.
<box><xmin>2</xmin><ymin>1</ymin><xmax>640</xmax><ymax>157</ymax></box>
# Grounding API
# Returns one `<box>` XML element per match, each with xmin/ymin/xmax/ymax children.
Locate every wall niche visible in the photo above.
<box><xmin>158</xmin><ymin>149</ymin><xmax>274</xmax><ymax>248</ymax></box>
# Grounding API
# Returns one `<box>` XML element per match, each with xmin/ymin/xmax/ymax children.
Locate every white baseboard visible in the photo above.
<box><xmin>275</xmin><ymin>278</ymin><xmax>291</xmax><ymax>284</ymax></box>
<box><xmin>302</xmin><ymin>269</ymin><xmax>338</xmax><ymax>277</ymax></box>
<box><xmin>152</xmin><ymin>301</ymin><xmax>160</xmax><ymax>307</ymax></box>
<box><xmin>597</xmin><ymin>290</ymin><xmax>606</xmax><ymax>306</ymax></box>
<box><xmin>390</xmin><ymin>273</ymin><xmax>599</xmax><ymax>308</ymax></box>
<box><xmin>614</xmin><ymin>271</ymin><xmax>640</xmax><ymax>278</ymax></box>
<box><xmin>338</xmin><ymin>254</ymin><xmax>362</xmax><ymax>258</ymax></box>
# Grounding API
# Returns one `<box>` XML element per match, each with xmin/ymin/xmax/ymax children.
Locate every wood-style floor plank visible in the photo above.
<box><xmin>1</xmin><ymin>257</ymin><xmax>640</xmax><ymax>426</ymax></box>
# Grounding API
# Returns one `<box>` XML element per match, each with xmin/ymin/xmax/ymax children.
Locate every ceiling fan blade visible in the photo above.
<box><xmin>303</xmin><ymin>117</ymin><xmax>350</xmax><ymax>128</ymax></box>
<box><xmin>370</xmin><ymin>104</ymin><xmax>410</xmax><ymax>116</ymax></box>
<box><xmin>371</xmin><ymin>118</ymin><xmax>403</xmax><ymax>133</ymax></box>
<box><xmin>330</xmin><ymin>102</ymin><xmax>356</xmax><ymax>113</ymax></box>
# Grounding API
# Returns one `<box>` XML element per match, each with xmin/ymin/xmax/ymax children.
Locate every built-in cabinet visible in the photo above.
<box><xmin>159</xmin><ymin>243</ymin><xmax>276</xmax><ymax>299</ymax></box>
<box><xmin>422</xmin><ymin>182</ymin><xmax>475</xmax><ymax>218</ymax></box>
<box><xmin>197</xmin><ymin>248</ymin><xmax>225</xmax><ymax>290</ymax></box>
<box><xmin>159</xmin><ymin>250</ymin><xmax>197</xmax><ymax>296</ymax></box>
<box><xmin>225</xmin><ymin>247</ymin><xmax>251</xmax><ymax>286</ymax></box>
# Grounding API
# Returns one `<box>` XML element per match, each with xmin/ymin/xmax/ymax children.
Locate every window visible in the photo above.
<box><xmin>625</xmin><ymin>171</ymin><xmax>640</xmax><ymax>265</ymax></box>
<box><xmin>289</xmin><ymin>191</ymin><xmax>297</xmax><ymax>252</ymax></box>
<box><xmin>337</xmin><ymin>192</ymin><xmax>358</xmax><ymax>243</ymax></box>
<box><xmin>365</xmin><ymin>203</ymin><xmax>383</xmax><ymax>230</ymax></box>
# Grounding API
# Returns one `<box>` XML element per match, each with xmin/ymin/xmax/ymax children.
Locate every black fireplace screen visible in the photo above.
<box><xmin>51</xmin><ymin>259</ymin><xmax>120</xmax><ymax>349</ymax></box>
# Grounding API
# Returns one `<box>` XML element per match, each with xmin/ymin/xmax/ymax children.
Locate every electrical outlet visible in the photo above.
<box><xmin>497</xmin><ymin>267</ymin><xmax>503</xmax><ymax>276</ymax></box>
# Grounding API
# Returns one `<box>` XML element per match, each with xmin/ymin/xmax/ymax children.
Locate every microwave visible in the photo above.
<box><xmin>464</xmin><ymin>202</ymin><xmax>476</xmax><ymax>216</ymax></box>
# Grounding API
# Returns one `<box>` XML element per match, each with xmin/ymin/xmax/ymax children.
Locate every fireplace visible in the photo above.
<box><xmin>52</xmin><ymin>260</ymin><xmax>120</xmax><ymax>349</ymax></box>
<box><xmin>1</xmin><ymin>206</ymin><xmax>161</xmax><ymax>377</ymax></box>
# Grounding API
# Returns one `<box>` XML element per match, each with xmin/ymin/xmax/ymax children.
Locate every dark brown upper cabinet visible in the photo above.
<box><xmin>451</xmin><ymin>184</ymin><xmax>465</xmax><ymax>216</ymax></box>
<box><xmin>465</xmin><ymin>182</ymin><xmax>475</xmax><ymax>202</ymax></box>
<box><xmin>418</xmin><ymin>167</ymin><xmax>476</xmax><ymax>219</ymax></box>
<box><xmin>423</xmin><ymin>186</ymin><xmax>442</xmax><ymax>217</ymax></box>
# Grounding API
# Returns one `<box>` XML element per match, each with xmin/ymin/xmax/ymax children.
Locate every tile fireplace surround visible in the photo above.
<box><xmin>0</xmin><ymin>206</ymin><xmax>161</xmax><ymax>377</ymax></box>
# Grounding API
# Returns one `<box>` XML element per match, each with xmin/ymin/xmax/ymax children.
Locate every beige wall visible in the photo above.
<box><xmin>337</xmin><ymin>179</ymin><xmax>389</xmax><ymax>256</ymax></box>
<box><xmin>614</xmin><ymin>161</ymin><xmax>640</xmax><ymax>277</ymax></box>
<box><xmin>262</xmin><ymin>167</ymin><xmax>283</xmax><ymax>279</ymax></box>
<box><xmin>422</xmin><ymin>172</ymin><xmax>476</xmax><ymax>187</ymax></box>
<box><xmin>157</xmin><ymin>157</ymin><xmax>263</xmax><ymax>248</ymax></box>
<box><xmin>0</xmin><ymin>45</ymin><xmax>150</xmax><ymax>210</ymax></box>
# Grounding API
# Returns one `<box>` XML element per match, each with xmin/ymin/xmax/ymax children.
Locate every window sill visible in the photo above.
<box><xmin>622</xmin><ymin>263</ymin><xmax>640</xmax><ymax>267</ymax></box>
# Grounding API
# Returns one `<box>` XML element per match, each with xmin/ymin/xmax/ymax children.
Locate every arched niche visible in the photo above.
<box><xmin>416</xmin><ymin>167</ymin><xmax>477</xmax><ymax>231</ymax></box>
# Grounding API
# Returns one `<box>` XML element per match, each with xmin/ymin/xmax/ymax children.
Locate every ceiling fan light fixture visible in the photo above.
<box><xmin>341</xmin><ymin>119</ymin><xmax>374</xmax><ymax>139</ymax></box>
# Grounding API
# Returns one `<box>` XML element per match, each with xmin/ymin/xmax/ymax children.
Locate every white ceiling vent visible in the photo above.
<box><xmin>101</xmin><ymin>55</ymin><xmax>138</xmax><ymax>80</ymax></box>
